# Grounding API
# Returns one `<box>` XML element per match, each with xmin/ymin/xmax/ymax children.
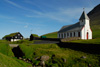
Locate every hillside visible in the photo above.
<box><xmin>42</xmin><ymin>32</ymin><xmax>58</xmax><ymax>38</ymax></box>
<box><xmin>19</xmin><ymin>42</ymin><xmax>100</xmax><ymax>66</ymax></box>
<box><xmin>88</xmin><ymin>4</ymin><xmax>100</xmax><ymax>38</ymax></box>
<box><xmin>0</xmin><ymin>53</ymin><xmax>32</xmax><ymax>67</ymax></box>
<box><xmin>88</xmin><ymin>4</ymin><xmax>100</xmax><ymax>25</ymax></box>
<box><xmin>0</xmin><ymin>40</ymin><xmax>32</xmax><ymax>67</ymax></box>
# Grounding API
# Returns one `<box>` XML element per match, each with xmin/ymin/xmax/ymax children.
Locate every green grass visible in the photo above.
<box><xmin>0</xmin><ymin>40</ymin><xmax>32</xmax><ymax>67</ymax></box>
<box><xmin>91</xmin><ymin>25</ymin><xmax>100</xmax><ymax>39</ymax></box>
<box><xmin>19</xmin><ymin>43</ymin><xmax>100</xmax><ymax>67</ymax></box>
<box><xmin>0</xmin><ymin>52</ymin><xmax>32</xmax><ymax>67</ymax></box>
<box><xmin>69</xmin><ymin>38</ymin><xmax>100</xmax><ymax>44</ymax></box>
<box><xmin>42</xmin><ymin>32</ymin><xmax>58</xmax><ymax>38</ymax></box>
<box><xmin>0</xmin><ymin>43</ymin><xmax>14</xmax><ymax>57</ymax></box>
<box><xmin>3</xmin><ymin>32</ymin><xmax>19</xmax><ymax>39</ymax></box>
<box><xmin>31</xmin><ymin>34</ymin><xmax>39</xmax><ymax>37</ymax></box>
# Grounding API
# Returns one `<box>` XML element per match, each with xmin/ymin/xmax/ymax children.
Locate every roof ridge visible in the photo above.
<box><xmin>79</xmin><ymin>11</ymin><xmax>90</xmax><ymax>20</ymax></box>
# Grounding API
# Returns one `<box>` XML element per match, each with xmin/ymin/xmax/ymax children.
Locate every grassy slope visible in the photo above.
<box><xmin>88</xmin><ymin>4</ymin><xmax>100</xmax><ymax>38</ymax></box>
<box><xmin>19</xmin><ymin>43</ymin><xmax>100</xmax><ymax>67</ymax></box>
<box><xmin>42</xmin><ymin>32</ymin><xmax>58</xmax><ymax>38</ymax></box>
<box><xmin>0</xmin><ymin>40</ymin><xmax>14</xmax><ymax>57</ymax></box>
<box><xmin>91</xmin><ymin>26</ymin><xmax>100</xmax><ymax>39</ymax></box>
<box><xmin>0</xmin><ymin>40</ymin><xmax>32</xmax><ymax>67</ymax></box>
<box><xmin>69</xmin><ymin>38</ymin><xmax>100</xmax><ymax>44</ymax></box>
<box><xmin>0</xmin><ymin>53</ymin><xmax>32</xmax><ymax>67</ymax></box>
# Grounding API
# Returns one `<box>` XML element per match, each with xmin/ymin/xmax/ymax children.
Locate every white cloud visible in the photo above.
<box><xmin>5</xmin><ymin>0</ymin><xmax>93</xmax><ymax>23</ymax></box>
<box><xmin>4</xmin><ymin>0</ymin><xmax>43</xmax><ymax>15</ymax></box>
<box><xmin>24</xmin><ymin>25</ymin><xmax>28</xmax><ymax>28</ymax></box>
<box><xmin>5</xmin><ymin>0</ymin><xmax>23</xmax><ymax>8</ymax></box>
<box><xmin>0</xmin><ymin>15</ymin><xmax>14</xmax><ymax>19</ymax></box>
<box><xmin>25</xmin><ymin>7</ymin><xmax>93</xmax><ymax>23</ymax></box>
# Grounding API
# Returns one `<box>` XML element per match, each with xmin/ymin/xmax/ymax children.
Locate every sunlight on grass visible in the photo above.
<box><xmin>19</xmin><ymin>43</ymin><xmax>100</xmax><ymax>67</ymax></box>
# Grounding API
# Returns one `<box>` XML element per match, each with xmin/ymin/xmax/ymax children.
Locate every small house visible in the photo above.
<box><xmin>3</xmin><ymin>32</ymin><xmax>23</xmax><ymax>41</ymax></box>
<box><xmin>30</xmin><ymin>34</ymin><xmax>39</xmax><ymax>40</ymax></box>
<box><xmin>58</xmin><ymin>11</ymin><xmax>92</xmax><ymax>40</ymax></box>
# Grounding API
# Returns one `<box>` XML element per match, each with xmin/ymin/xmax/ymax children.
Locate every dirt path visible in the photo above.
<box><xmin>9</xmin><ymin>44</ymin><xmax>19</xmax><ymax>48</ymax></box>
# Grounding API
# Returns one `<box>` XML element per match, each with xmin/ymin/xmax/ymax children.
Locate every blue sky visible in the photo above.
<box><xmin>0</xmin><ymin>0</ymin><xmax>100</xmax><ymax>39</ymax></box>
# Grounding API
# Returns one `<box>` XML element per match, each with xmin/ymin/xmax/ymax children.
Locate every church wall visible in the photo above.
<box><xmin>81</xmin><ymin>19</ymin><xmax>92</xmax><ymax>39</ymax></box>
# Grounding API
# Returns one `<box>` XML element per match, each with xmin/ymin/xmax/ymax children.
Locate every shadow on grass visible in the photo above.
<box><xmin>12</xmin><ymin>46</ymin><xmax>25</xmax><ymax>58</ymax></box>
<box><xmin>57</xmin><ymin>42</ymin><xmax>100</xmax><ymax>54</ymax></box>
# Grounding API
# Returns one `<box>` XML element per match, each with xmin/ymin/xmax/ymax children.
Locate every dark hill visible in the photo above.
<box><xmin>87</xmin><ymin>4</ymin><xmax>100</xmax><ymax>38</ymax></box>
<box><xmin>88</xmin><ymin>4</ymin><xmax>100</xmax><ymax>25</ymax></box>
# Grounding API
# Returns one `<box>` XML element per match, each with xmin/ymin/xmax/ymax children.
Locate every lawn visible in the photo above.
<box><xmin>69</xmin><ymin>38</ymin><xmax>100</xmax><ymax>44</ymax></box>
<box><xmin>19</xmin><ymin>43</ymin><xmax>100</xmax><ymax>67</ymax></box>
<box><xmin>1</xmin><ymin>39</ymin><xmax>100</xmax><ymax>67</ymax></box>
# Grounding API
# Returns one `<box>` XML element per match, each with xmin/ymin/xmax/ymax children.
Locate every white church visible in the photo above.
<box><xmin>58</xmin><ymin>11</ymin><xmax>92</xmax><ymax>40</ymax></box>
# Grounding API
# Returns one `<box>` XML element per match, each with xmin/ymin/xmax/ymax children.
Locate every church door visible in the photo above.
<box><xmin>87</xmin><ymin>32</ymin><xmax>88</xmax><ymax>39</ymax></box>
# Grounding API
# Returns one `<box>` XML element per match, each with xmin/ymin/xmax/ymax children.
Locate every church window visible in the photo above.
<box><xmin>78</xmin><ymin>32</ymin><xmax>80</xmax><ymax>37</ymax></box>
<box><xmin>61</xmin><ymin>34</ymin><xmax>63</xmax><ymax>38</ymax></box>
<box><xmin>74</xmin><ymin>32</ymin><xmax>75</xmax><ymax>37</ymax></box>
<box><xmin>64</xmin><ymin>33</ymin><xmax>66</xmax><ymax>38</ymax></box>
<box><xmin>67</xmin><ymin>33</ymin><xmax>69</xmax><ymax>36</ymax></box>
<box><xmin>59</xmin><ymin>34</ymin><xmax>60</xmax><ymax>38</ymax></box>
<box><xmin>70</xmin><ymin>32</ymin><xmax>72</xmax><ymax>37</ymax></box>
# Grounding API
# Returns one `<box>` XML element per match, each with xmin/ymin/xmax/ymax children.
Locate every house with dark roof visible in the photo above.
<box><xmin>30</xmin><ymin>34</ymin><xmax>39</xmax><ymax>40</ymax></box>
<box><xmin>3</xmin><ymin>32</ymin><xmax>23</xmax><ymax>41</ymax></box>
<box><xmin>58</xmin><ymin>11</ymin><xmax>92</xmax><ymax>40</ymax></box>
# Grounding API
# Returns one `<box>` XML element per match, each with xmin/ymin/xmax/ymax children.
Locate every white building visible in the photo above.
<box><xmin>58</xmin><ymin>11</ymin><xmax>92</xmax><ymax>40</ymax></box>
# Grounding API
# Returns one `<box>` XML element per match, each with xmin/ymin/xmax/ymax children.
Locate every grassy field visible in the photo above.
<box><xmin>1</xmin><ymin>38</ymin><xmax>100</xmax><ymax>67</ymax></box>
<box><xmin>19</xmin><ymin>42</ymin><xmax>100</xmax><ymax>67</ymax></box>
<box><xmin>0</xmin><ymin>40</ymin><xmax>32</xmax><ymax>67</ymax></box>
<box><xmin>91</xmin><ymin>25</ymin><xmax>100</xmax><ymax>39</ymax></box>
<box><xmin>42</xmin><ymin>32</ymin><xmax>58</xmax><ymax>38</ymax></box>
<box><xmin>69</xmin><ymin>38</ymin><xmax>100</xmax><ymax>44</ymax></box>
<box><xmin>0</xmin><ymin>52</ymin><xmax>32</xmax><ymax>67</ymax></box>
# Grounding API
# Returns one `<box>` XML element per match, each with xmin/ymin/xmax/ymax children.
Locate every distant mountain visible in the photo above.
<box><xmin>88</xmin><ymin>4</ymin><xmax>100</xmax><ymax>25</ymax></box>
<box><xmin>88</xmin><ymin>4</ymin><xmax>100</xmax><ymax>38</ymax></box>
